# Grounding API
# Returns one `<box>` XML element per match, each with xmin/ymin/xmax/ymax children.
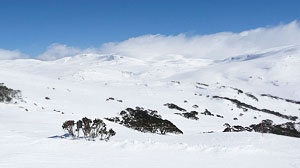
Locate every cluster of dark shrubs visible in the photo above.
<box><xmin>164</xmin><ymin>103</ymin><xmax>186</xmax><ymax>112</ymax></box>
<box><xmin>62</xmin><ymin>117</ymin><xmax>116</xmax><ymax>141</ymax></box>
<box><xmin>0</xmin><ymin>83</ymin><xmax>21</xmax><ymax>103</ymax></box>
<box><xmin>200</xmin><ymin>109</ymin><xmax>223</xmax><ymax>118</ymax></box>
<box><xmin>106</xmin><ymin>107</ymin><xmax>183</xmax><ymax>135</ymax></box>
<box><xmin>212</xmin><ymin>95</ymin><xmax>298</xmax><ymax>121</ymax></box>
<box><xmin>223</xmin><ymin>123</ymin><xmax>251</xmax><ymax>132</ymax></box>
<box><xmin>192</xmin><ymin>104</ymin><xmax>199</xmax><ymax>108</ymax></box>
<box><xmin>175</xmin><ymin>111</ymin><xmax>199</xmax><ymax>120</ymax></box>
<box><xmin>220</xmin><ymin>85</ymin><xmax>259</xmax><ymax>101</ymax></box>
<box><xmin>231</xmin><ymin>87</ymin><xmax>244</xmax><ymax>94</ymax></box>
<box><xmin>196</xmin><ymin>82</ymin><xmax>209</xmax><ymax>87</ymax></box>
<box><xmin>201</xmin><ymin>109</ymin><xmax>214</xmax><ymax>116</ymax></box>
<box><xmin>245</xmin><ymin>93</ymin><xmax>259</xmax><ymax>101</ymax></box>
<box><xmin>261</xmin><ymin>94</ymin><xmax>300</xmax><ymax>105</ymax></box>
<box><xmin>168</xmin><ymin>103</ymin><xmax>224</xmax><ymax>120</ymax></box>
<box><xmin>223</xmin><ymin>119</ymin><xmax>300</xmax><ymax>138</ymax></box>
<box><xmin>170</xmin><ymin>81</ymin><xmax>180</xmax><ymax>85</ymax></box>
<box><xmin>106</xmin><ymin>97</ymin><xmax>123</xmax><ymax>102</ymax></box>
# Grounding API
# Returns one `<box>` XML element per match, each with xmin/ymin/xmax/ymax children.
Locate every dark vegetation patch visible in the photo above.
<box><xmin>54</xmin><ymin>109</ymin><xmax>64</xmax><ymax>114</ymax></box>
<box><xmin>0</xmin><ymin>83</ymin><xmax>21</xmax><ymax>103</ymax></box>
<box><xmin>106</xmin><ymin>97</ymin><xmax>123</xmax><ymax>102</ymax></box>
<box><xmin>223</xmin><ymin>120</ymin><xmax>300</xmax><ymax>138</ymax></box>
<box><xmin>106</xmin><ymin>97</ymin><xmax>115</xmax><ymax>101</ymax></box>
<box><xmin>45</xmin><ymin>97</ymin><xmax>50</xmax><ymax>100</ymax></box>
<box><xmin>216</xmin><ymin>114</ymin><xmax>224</xmax><ymax>118</ymax></box>
<box><xmin>212</xmin><ymin>96</ymin><xmax>298</xmax><ymax>121</ymax></box>
<box><xmin>194</xmin><ymin>93</ymin><xmax>203</xmax><ymax>96</ymax></box>
<box><xmin>250</xmin><ymin>120</ymin><xmax>300</xmax><ymax>138</ymax></box>
<box><xmin>223</xmin><ymin>123</ymin><xmax>251</xmax><ymax>132</ymax></box>
<box><xmin>223</xmin><ymin>86</ymin><xmax>259</xmax><ymax>101</ymax></box>
<box><xmin>231</xmin><ymin>87</ymin><xmax>244</xmax><ymax>94</ymax></box>
<box><xmin>192</xmin><ymin>105</ymin><xmax>199</xmax><ymax>108</ymax></box>
<box><xmin>171</xmin><ymin>81</ymin><xmax>180</xmax><ymax>85</ymax></box>
<box><xmin>175</xmin><ymin>111</ymin><xmax>199</xmax><ymax>120</ymax></box>
<box><xmin>195</xmin><ymin>82</ymin><xmax>209</xmax><ymax>89</ymax></box>
<box><xmin>261</xmin><ymin>94</ymin><xmax>300</xmax><ymax>105</ymax></box>
<box><xmin>62</xmin><ymin>117</ymin><xmax>116</xmax><ymax>141</ymax></box>
<box><xmin>196</xmin><ymin>82</ymin><xmax>209</xmax><ymax>87</ymax></box>
<box><xmin>201</xmin><ymin>109</ymin><xmax>214</xmax><ymax>116</ymax></box>
<box><xmin>175</xmin><ymin>108</ymin><xmax>223</xmax><ymax>120</ymax></box>
<box><xmin>164</xmin><ymin>103</ymin><xmax>186</xmax><ymax>112</ymax></box>
<box><xmin>245</xmin><ymin>93</ymin><xmax>259</xmax><ymax>101</ymax></box>
<box><xmin>105</xmin><ymin>107</ymin><xmax>183</xmax><ymax>135</ymax></box>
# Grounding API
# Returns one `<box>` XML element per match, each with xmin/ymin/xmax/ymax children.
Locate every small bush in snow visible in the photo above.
<box><xmin>62</xmin><ymin>117</ymin><xmax>116</xmax><ymax>141</ymax></box>
<box><xmin>62</xmin><ymin>120</ymin><xmax>75</xmax><ymax>137</ymax></box>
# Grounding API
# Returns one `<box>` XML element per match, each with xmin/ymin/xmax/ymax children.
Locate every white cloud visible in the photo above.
<box><xmin>37</xmin><ymin>43</ymin><xmax>99</xmax><ymax>61</ymax></box>
<box><xmin>100</xmin><ymin>21</ymin><xmax>300</xmax><ymax>60</ymax></box>
<box><xmin>37</xmin><ymin>43</ymin><xmax>82</xmax><ymax>61</ymax></box>
<box><xmin>30</xmin><ymin>21</ymin><xmax>300</xmax><ymax>61</ymax></box>
<box><xmin>0</xmin><ymin>49</ymin><xmax>29</xmax><ymax>60</ymax></box>
<box><xmin>2</xmin><ymin>22</ymin><xmax>300</xmax><ymax>61</ymax></box>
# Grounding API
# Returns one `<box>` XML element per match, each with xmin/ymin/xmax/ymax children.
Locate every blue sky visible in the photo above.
<box><xmin>0</xmin><ymin>0</ymin><xmax>299</xmax><ymax>57</ymax></box>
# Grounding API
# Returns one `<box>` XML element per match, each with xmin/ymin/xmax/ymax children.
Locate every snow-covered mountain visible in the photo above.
<box><xmin>1</xmin><ymin>45</ymin><xmax>300</xmax><ymax>168</ymax></box>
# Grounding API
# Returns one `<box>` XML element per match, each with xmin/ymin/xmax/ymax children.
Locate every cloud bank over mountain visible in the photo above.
<box><xmin>100</xmin><ymin>21</ymin><xmax>300</xmax><ymax>60</ymax></box>
<box><xmin>0</xmin><ymin>21</ymin><xmax>299</xmax><ymax>60</ymax></box>
<box><xmin>0</xmin><ymin>49</ymin><xmax>29</xmax><ymax>60</ymax></box>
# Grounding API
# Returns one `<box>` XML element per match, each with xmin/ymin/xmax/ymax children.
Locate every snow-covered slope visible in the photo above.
<box><xmin>1</xmin><ymin>46</ymin><xmax>300</xmax><ymax>168</ymax></box>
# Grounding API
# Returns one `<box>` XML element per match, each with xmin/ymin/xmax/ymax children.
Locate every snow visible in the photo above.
<box><xmin>1</xmin><ymin>46</ymin><xmax>300</xmax><ymax>167</ymax></box>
